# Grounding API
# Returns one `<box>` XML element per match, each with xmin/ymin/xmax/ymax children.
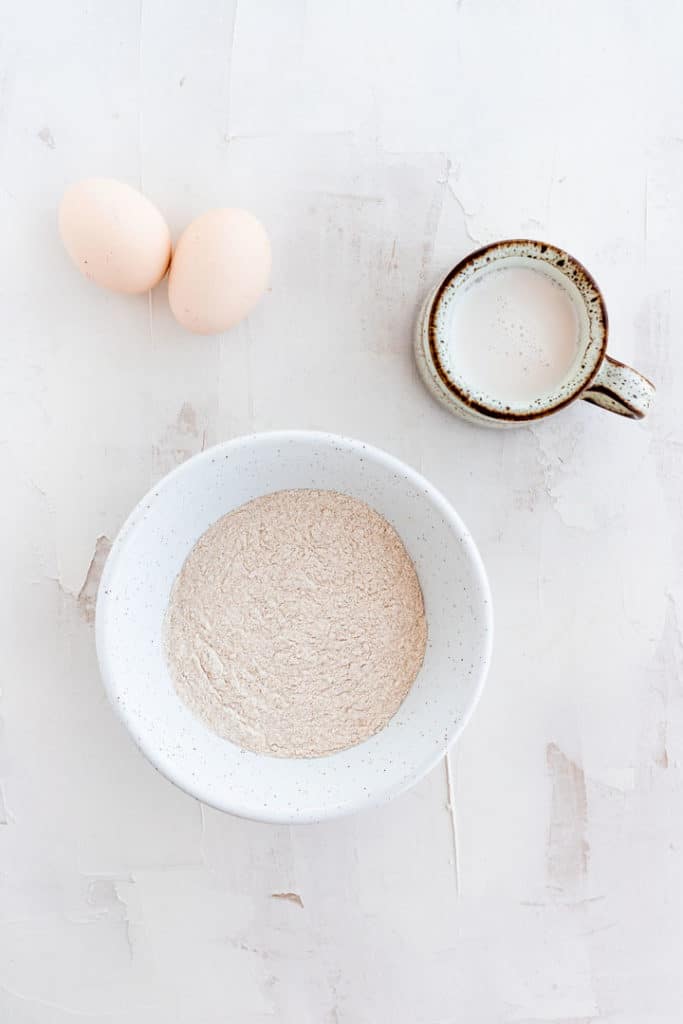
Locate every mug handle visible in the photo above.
<box><xmin>581</xmin><ymin>355</ymin><xmax>655</xmax><ymax>420</ymax></box>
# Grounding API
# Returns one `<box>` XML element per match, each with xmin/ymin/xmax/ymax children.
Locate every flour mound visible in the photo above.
<box><xmin>165</xmin><ymin>489</ymin><xmax>427</xmax><ymax>758</ymax></box>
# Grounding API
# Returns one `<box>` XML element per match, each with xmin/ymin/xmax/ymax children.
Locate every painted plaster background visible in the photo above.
<box><xmin>1</xmin><ymin>2</ymin><xmax>681</xmax><ymax>1020</ymax></box>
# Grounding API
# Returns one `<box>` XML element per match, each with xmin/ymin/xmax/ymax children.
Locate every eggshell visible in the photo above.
<box><xmin>168</xmin><ymin>208</ymin><xmax>271</xmax><ymax>334</ymax></box>
<box><xmin>59</xmin><ymin>178</ymin><xmax>171</xmax><ymax>294</ymax></box>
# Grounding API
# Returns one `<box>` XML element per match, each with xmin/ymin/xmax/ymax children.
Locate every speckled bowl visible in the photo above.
<box><xmin>96</xmin><ymin>431</ymin><xmax>493</xmax><ymax>823</ymax></box>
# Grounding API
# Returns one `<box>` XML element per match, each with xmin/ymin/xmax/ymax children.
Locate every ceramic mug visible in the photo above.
<box><xmin>414</xmin><ymin>239</ymin><xmax>655</xmax><ymax>427</ymax></box>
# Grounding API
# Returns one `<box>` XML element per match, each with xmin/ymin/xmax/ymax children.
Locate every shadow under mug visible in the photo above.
<box><xmin>415</xmin><ymin>239</ymin><xmax>655</xmax><ymax>427</ymax></box>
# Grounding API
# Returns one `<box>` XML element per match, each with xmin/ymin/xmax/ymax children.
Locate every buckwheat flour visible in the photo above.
<box><xmin>164</xmin><ymin>489</ymin><xmax>427</xmax><ymax>758</ymax></box>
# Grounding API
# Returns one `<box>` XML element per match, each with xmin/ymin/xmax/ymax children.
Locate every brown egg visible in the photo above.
<box><xmin>168</xmin><ymin>208</ymin><xmax>271</xmax><ymax>335</ymax></box>
<box><xmin>59</xmin><ymin>178</ymin><xmax>171</xmax><ymax>294</ymax></box>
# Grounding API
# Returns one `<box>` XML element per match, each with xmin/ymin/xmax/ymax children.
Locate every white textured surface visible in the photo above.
<box><xmin>1</xmin><ymin>1</ymin><xmax>680</xmax><ymax>1020</ymax></box>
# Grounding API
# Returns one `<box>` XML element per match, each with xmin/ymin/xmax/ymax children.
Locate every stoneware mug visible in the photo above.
<box><xmin>415</xmin><ymin>239</ymin><xmax>655</xmax><ymax>427</ymax></box>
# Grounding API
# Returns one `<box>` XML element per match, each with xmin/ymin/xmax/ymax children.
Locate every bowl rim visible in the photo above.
<box><xmin>96</xmin><ymin>429</ymin><xmax>494</xmax><ymax>822</ymax></box>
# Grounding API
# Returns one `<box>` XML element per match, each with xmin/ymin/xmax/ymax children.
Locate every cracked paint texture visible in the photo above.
<box><xmin>0</xmin><ymin>0</ymin><xmax>681</xmax><ymax>1021</ymax></box>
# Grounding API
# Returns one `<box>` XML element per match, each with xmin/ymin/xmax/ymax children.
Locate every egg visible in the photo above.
<box><xmin>168</xmin><ymin>208</ymin><xmax>271</xmax><ymax>334</ymax></box>
<box><xmin>59</xmin><ymin>178</ymin><xmax>171</xmax><ymax>294</ymax></box>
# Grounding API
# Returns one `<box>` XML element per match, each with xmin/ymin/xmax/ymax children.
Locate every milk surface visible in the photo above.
<box><xmin>445</xmin><ymin>265</ymin><xmax>580</xmax><ymax>405</ymax></box>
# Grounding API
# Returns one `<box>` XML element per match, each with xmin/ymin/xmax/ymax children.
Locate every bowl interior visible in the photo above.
<box><xmin>96</xmin><ymin>432</ymin><xmax>492</xmax><ymax>822</ymax></box>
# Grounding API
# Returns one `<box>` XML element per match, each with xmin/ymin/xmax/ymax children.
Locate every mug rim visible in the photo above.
<box><xmin>426</xmin><ymin>238</ymin><xmax>609</xmax><ymax>422</ymax></box>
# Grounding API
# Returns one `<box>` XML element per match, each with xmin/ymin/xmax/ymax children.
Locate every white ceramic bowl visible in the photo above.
<box><xmin>96</xmin><ymin>431</ymin><xmax>493</xmax><ymax>823</ymax></box>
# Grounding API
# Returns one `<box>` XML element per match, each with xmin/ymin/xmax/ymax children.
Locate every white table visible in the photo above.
<box><xmin>2</xmin><ymin>2</ymin><xmax>681</xmax><ymax>1020</ymax></box>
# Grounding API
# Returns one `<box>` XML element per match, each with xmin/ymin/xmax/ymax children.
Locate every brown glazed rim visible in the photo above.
<box><xmin>427</xmin><ymin>238</ymin><xmax>609</xmax><ymax>422</ymax></box>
